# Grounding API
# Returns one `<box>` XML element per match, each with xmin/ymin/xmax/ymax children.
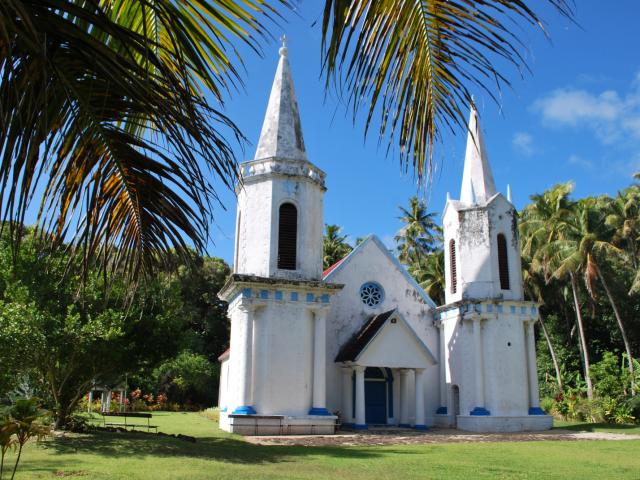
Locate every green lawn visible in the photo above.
<box><xmin>553</xmin><ymin>420</ymin><xmax>640</xmax><ymax>435</ymax></box>
<box><xmin>8</xmin><ymin>412</ymin><xmax>640</xmax><ymax>479</ymax></box>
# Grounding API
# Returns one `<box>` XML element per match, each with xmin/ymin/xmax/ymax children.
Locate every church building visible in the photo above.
<box><xmin>217</xmin><ymin>41</ymin><xmax>552</xmax><ymax>434</ymax></box>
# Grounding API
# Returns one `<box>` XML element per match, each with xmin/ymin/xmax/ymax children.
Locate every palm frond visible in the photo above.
<box><xmin>321</xmin><ymin>0</ymin><xmax>574</xmax><ymax>182</ymax></box>
<box><xmin>0</xmin><ymin>0</ymin><xmax>291</xmax><ymax>278</ymax></box>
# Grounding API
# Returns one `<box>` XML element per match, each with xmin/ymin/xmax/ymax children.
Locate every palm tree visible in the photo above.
<box><xmin>395</xmin><ymin>196</ymin><xmax>441</xmax><ymax>264</ymax></box>
<box><xmin>320</xmin><ymin>0</ymin><xmax>574</xmax><ymax>182</ymax></box>
<box><xmin>323</xmin><ymin>224</ymin><xmax>353</xmax><ymax>270</ymax></box>
<box><xmin>545</xmin><ymin>197</ymin><xmax>636</xmax><ymax>396</ymax></box>
<box><xmin>409</xmin><ymin>249</ymin><xmax>445</xmax><ymax>306</ymax></box>
<box><xmin>520</xmin><ymin>183</ymin><xmax>595</xmax><ymax>399</ymax></box>
<box><xmin>0</xmin><ymin>0</ymin><xmax>289</xmax><ymax>277</ymax></box>
<box><xmin>606</xmin><ymin>186</ymin><xmax>640</xmax><ymax>293</ymax></box>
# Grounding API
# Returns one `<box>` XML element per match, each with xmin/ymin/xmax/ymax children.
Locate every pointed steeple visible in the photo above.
<box><xmin>459</xmin><ymin>103</ymin><xmax>496</xmax><ymax>205</ymax></box>
<box><xmin>254</xmin><ymin>36</ymin><xmax>308</xmax><ymax>161</ymax></box>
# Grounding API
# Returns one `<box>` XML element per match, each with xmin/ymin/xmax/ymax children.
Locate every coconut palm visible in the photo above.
<box><xmin>545</xmin><ymin>197</ymin><xmax>636</xmax><ymax>396</ymax></box>
<box><xmin>395</xmin><ymin>196</ymin><xmax>441</xmax><ymax>264</ymax></box>
<box><xmin>520</xmin><ymin>183</ymin><xmax>595</xmax><ymax>399</ymax></box>
<box><xmin>323</xmin><ymin>224</ymin><xmax>353</xmax><ymax>270</ymax></box>
<box><xmin>0</xmin><ymin>0</ymin><xmax>288</xmax><ymax>277</ymax></box>
<box><xmin>320</xmin><ymin>0</ymin><xmax>574</xmax><ymax>181</ymax></box>
<box><xmin>409</xmin><ymin>249</ymin><xmax>445</xmax><ymax>306</ymax></box>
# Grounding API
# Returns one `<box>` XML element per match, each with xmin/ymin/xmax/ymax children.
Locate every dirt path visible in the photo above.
<box><xmin>244</xmin><ymin>428</ymin><xmax>640</xmax><ymax>446</ymax></box>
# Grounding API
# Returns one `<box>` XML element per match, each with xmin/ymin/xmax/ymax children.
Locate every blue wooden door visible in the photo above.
<box><xmin>365</xmin><ymin>381</ymin><xmax>387</xmax><ymax>424</ymax></box>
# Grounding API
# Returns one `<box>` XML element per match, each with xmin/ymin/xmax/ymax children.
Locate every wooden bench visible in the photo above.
<box><xmin>101</xmin><ymin>412</ymin><xmax>158</xmax><ymax>432</ymax></box>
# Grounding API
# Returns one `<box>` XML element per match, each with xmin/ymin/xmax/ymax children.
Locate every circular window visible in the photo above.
<box><xmin>360</xmin><ymin>282</ymin><xmax>384</xmax><ymax>307</ymax></box>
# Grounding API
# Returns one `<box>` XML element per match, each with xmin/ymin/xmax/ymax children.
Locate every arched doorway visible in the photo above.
<box><xmin>364</xmin><ymin>367</ymin><xmax>391</xmax><ymax>425</ymax></box>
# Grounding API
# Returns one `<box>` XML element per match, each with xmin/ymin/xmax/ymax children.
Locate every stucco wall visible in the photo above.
<box><xmin>324</xmin><ymin>237</ymin><xmax>440</xmax><ymax>423</ymax></box>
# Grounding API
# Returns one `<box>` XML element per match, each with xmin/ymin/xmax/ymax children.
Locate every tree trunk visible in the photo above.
<box><xmin>594</xmin><ymin>263</ymin><xmax>635</xmax><ymax>394</ymax></box>
<box><xmin>570</xmin><ymin>273</ymin><xmax>593</xmax><ymax>400</ymax></box>
<box><xmin>538</xmin><ymin>313</ymin><xmax>564</xmax><ymax>394</ymax></box>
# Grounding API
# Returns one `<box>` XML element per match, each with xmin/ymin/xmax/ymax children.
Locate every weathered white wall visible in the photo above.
<box><xmin>235</xmin><ymin>158</ymin><xmax>325</xmax><ymax>280</ymax></box>
<box><xmin>443</xmin><ymin>194</ymin><xmax>523</xmax><ymax>304</ymax></box>
<box><xmin>218</xmin><ymin>358</ymin><xmax>230</xmax><ymax>410</ymax></box>
<box><xmin>441</xmin><ymin>303</ymin><xmax>538</xmax><ymax>420</ymax></box>
<box><xmin>324</xmin><ymin>236</ymin><xmax>440</xmax><ymax>423</ymax></box>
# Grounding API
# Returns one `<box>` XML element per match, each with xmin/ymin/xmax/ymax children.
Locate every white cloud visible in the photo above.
<box><xmin>532</xmin><ymin>76</ymin><xmax>640</xmax><ymax>145</ymax></box>
<box><xmin>512</xmin><ymin>132</ymin><xmax>535</xmax><ymax>156</ymax></box>
<box><xmin>567</xmin><ymin>154</ymin><xmax>594</xmax><ymax>170</ymax></box>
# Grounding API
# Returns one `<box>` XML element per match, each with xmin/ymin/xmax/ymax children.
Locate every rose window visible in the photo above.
<box><xmin>360</xmin><ymin>282</ymin><xmax>384</xmax><ymax>307</ymax></box>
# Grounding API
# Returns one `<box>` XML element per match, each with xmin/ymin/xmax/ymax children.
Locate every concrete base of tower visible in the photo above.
<box><xmin>456</xmin><ymin>414</ymin><xmax>553</xmax><ymax>433</ymax></box>
<box><xmin>220</xmin><ymin>412</ymin><xmax>337</xmax><ymax>435</ymax></box>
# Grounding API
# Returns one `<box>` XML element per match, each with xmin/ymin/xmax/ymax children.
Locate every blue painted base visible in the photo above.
<box><xmin>231</xmin><ymin>405</ymin><xmax>256</xmax><ymax>415</ymax></box>
<box><xmin>308</xmin><ymin>407</ymin><xmax>332</xmax><ymax>416</ymax></box>
<box><xmin>341</xmin><ymin>422</ymin><xmax>355</xmax><ymax>429</ymax></box>
<box><xmin>399</xmin><ymin>423</ymin><xmax>412</xmax><ymax>428</ymax></box>
<box><xmin>414</xmin><ymin>424</ymin><xmax>428</xmax><ymax>431</ymax></box>
<box><xmin>470</xmin><ymin>407</ymin><xmax>491</xmax><ymax>416</ymax></box>
<box><xmin>436</xmin><ymin>406</ymin><xmax>448</xmax><ymax>415</ymax></box>
<box><xmin>529</xmin><ymin>407</ymin><xmax>546</xmax><ymax>415</ymax></box>
<box><xmin>354</xmin><ymin>424</ymin><xmax>368</xmax><ymax>430</ymax></box>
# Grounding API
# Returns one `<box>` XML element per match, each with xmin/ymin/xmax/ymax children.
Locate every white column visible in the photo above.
<box><xmin>414</xmin><ymin>369</ymin><xmax>426</xmax><ymax>429</ymax></box>
<box><xmin>472</xmin><ymin>318</ymin><xmax>487</xmax><ymax>414</ymax></box>
<box><xmin>310</xmin><ymin>307</ymin><xmax>329</xmax><ymax>415</ymax></box>
<box><xmin>399</xmin><ymin>369</ymin><xmax>411</xmax><ymax>426</ymax></box>
<box><xmin>526</xmin><ymin>320</ymin><xmax>542</xmax><ymax>413</ymax></box>
<box><xmin>232</xmin><ymin>300</ymin><xmax>256</xmax><ymax>414</ymax></box>
<box><xmin>354</xmin><ymin>366</ymin><xmax>367</xmax><ymax>428</ymax></box>
<box><xmin>87</xmin><ymin>390</ymin><xmax>93</xmax><ymax>413</ymax></box>
<box><xmin>341</xmin><ymin>367</ymin><xmax>354</xmax><ymax>424</ymax></box>
<box><xmin>438</xmin><ymin>322</ymin><xmax>447</xmax><ymax>413</ymax></box>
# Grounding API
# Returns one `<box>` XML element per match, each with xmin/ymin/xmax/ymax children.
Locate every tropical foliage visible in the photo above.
<box><xmin>0</xmin><ymin>228</ymin><xmax>231</xmax><ymax>428</ymax></box>
<box><xmin>323</xmin><ymin>224</ymin><xmax>353</xmax><ymax>270</ymax></box>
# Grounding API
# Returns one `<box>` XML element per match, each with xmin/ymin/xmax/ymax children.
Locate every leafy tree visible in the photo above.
<box><xmin>409</xmin><ymin>250</ymin><xmax>445</xmax><ymax>306</ymax></box>
<box><xmin>0</xmin><ymin>231</ymin><xmax>186</xmax><ymax>428</ymax></box>
<box><xmin>323</xmin><ymin>225</ymin><xmax>353</xmax><ymax>270</ymax></box>
<box><xmin>153</xmin><ymin>352</ymin><xmax>218</xmax><ymax>407</ymax></box>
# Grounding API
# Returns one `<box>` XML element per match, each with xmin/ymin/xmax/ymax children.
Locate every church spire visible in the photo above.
<box><xmin>254</xmin><ymin>36</ymin><xmax>308</xmax><ymax>161</ymax></box>
<box><xmin>459</xmin><ymin>103</ymin><xmax>496</xmax><ymax>205</ymax></box>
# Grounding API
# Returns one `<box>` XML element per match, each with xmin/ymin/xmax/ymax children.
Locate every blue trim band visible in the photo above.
<box><xmin>470</xmin><ymin>407</ymin><xmax>491</xmax><ymax>416</ymax></box>
<box><xmin>308</xmin><ymin>407</ymin><xmax>332</xmax><ymax>416</ymax></box>
<box><xmin>232</xmin><ymin>406</ymin><xmax>256</xmax><ymax>415</ymax></box>
<box><xmin>414</xmin><ymin>424</ymin><xmax>428</xmax><ymax>431</ymax></box>
<box><xmin>399</xmin><ymin>423</ymin><xmax>412</xmax><ymax>428</ymax></box>
<box><xmin>436</xmin><ymin>406</ymin><xmax>447</xmax><ymax>415</ymax></box>
<box><xmin>529</xmin><ymin>407</ymin><xmax>546</xmax><ymax>415</ymax></box>
<box><xmin>220</xmin><ymin>407</ymin><xmax>227</xmax><ymax>413</ymax></box>
<box><xmin>354</xmin><ymin>424</ymin><xmax>368</xmax><ymax>430</ymax></box>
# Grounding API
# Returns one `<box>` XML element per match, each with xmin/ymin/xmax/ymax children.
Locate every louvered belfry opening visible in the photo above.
<box><xmin>497</xmin><ymin>233</ymin><xmax>510</xmax><ymax>290</ymax></box>
<box><xmin>278</xmin><ymin>203</ymin><xmax>297</xmax><ymax>270</ymax></box>
<box><xmin>449</xmin><ymin>239</ymin><xmax>457</xmax><ymax>294</ymax></box>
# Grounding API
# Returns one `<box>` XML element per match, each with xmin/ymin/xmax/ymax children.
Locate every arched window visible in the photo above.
<box><xmin>277</xmin><ymin>203</ymin><xmax>297</xmax><ymax>270</ymax></box>
<box><xmin>449</xmin><ymin>239</ymin><xmax>457</xmax><ymax>294</ymax></box>
<box><xmin>497</xmin><ymin>233</ymin><xmax>510</xmax><ymax>290</ymax></box>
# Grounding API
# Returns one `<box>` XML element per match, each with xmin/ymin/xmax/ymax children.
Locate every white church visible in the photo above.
<box><xmin>217</xmin><ymin>41</ymin><xmax>552</xmax><ymax>435</ymax></box>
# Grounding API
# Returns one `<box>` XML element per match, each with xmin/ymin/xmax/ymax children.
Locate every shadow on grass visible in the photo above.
<box><xmin>555</xmin><ymin>423</ymin><xmax>639</xmax><ymax>433</ymax></box>
<box><xmin>40</xmin><ymin>430</ymin><xmax>412</xmax><ymax>465</ymax></box>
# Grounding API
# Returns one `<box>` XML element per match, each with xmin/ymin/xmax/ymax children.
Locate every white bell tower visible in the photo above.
<box><xmin>218</xmin><ymin>38</ymin><xmax>343</xmax><ymax>435</ymax></box>
<box><xmin>233</xmin><ymin>37</ymin><xmax>325</xmax><ymax>281</ymax></box>
<box><xmin>434</xmin><ymin>103</ymin><xmax>551</xmax><ymax>433</ymax></box>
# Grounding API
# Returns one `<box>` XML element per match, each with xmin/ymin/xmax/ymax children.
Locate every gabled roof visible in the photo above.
<box><xmin>323</xmin><ymin>235</ymin><xmax>437</xmax><ymax>309</ymax></box>
<box><xmin>335</xmin><ymin>310</ymin><xmax>395</xmax><ymax>362</ymax></box>
<box><xmin>335</xmin><ymin>309</ymin><xmax>436</xmax><ymax>365</ymax></box>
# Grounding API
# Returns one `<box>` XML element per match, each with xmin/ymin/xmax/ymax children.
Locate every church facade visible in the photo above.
<box><xmin>217</xmin><ymin>42</ymin><xmax>552</xmax><ymax>434</ymax></box>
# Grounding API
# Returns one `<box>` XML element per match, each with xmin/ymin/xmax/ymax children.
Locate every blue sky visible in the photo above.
<box><xmin>207</xmin><ymin>1</ymin><xmax>640</xmax><ymax>265</ymax></box>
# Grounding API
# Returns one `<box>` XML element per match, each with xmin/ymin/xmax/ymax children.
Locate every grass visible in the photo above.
<box><xmin>553</xmin><ymin>420</ymin><xmax>640</xmax><ymax>435</ymax></box>
<box><xmin>6</xmin><ymin>412</ymin><xmax>639</xmax><ymax>479</ymax></box>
